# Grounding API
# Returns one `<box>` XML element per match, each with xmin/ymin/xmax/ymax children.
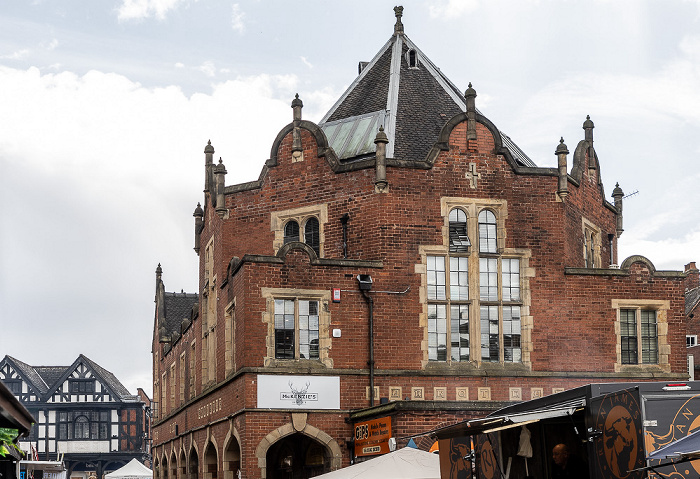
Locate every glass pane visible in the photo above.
<box><xmin>480</xmin><ymin>258</ymin><xmax>498</xmax><ymax>301</ymax></box>
<box><xmin>283</xmin><ymin>221</ymin><xmax>300</xmax><ymax>244</ymax></box>
<box><xmin>450</xmin><ymin>257</ymin><xmax>469</xmax><ymax>300</ymax></box>
<box><xmin>428</xmin><ymin>304</ymin><xmax>446</xmax><ymax>361</ymax></box>
<box><xmin>480</xmin><ymin>306</ymin><xmax>499</xmax><ymax>361</ymax></box>
<box><xmin>478</xmin><ymin>210</ymin><xmax>497</xmax><ymax>253</ymax></box>
<box><xmin>427</xmin><ymin>256</ymin><xmax>446</xmax><ymax>300</ymax></box>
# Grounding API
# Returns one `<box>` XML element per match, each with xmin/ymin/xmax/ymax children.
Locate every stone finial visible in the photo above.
<box><xmin>291</xmin><ymin>93</ymin><xmax>303</xmax><ymax>122</ymax></box>
<box><xmin>394</xmin><ymin>5</ymin><xmax>404</xmax><ymax>34</ymax></box>
<box><xmin>555</xmin><ymin>137</ymin><xmax>569</xmax><ymax>155</ymax></box>
<box><xmin>556</xmin><ymin>137</ymin><xmax>569</xmax><ymax>201</ymax></box>
<box><xmin>204</xmin><ymin>140</ymin><xmax>215</xmax><ymax>194</ymax></box>
<box><xmin>193</xmin><ymin>202</ymin><xmax>204</xmax><ymax>217</ymax></box>
<box><xmin>612</xmin><ymin>182</ymin><xmax>623</xmax><ymax>200</ymax></box>
<box><xmin>214</xmin><ymin>158</ymin><xmax>228</xmax><ymax>218</ymax></box>
<box><xmin>612</xmin><ymin>182</ymin><xmax>624</xmax><ymax>237</ymax></box>
<box><xmin>583</xmin><ymin>115</ymin><xmax>594</xmax><ymax>143</ymax></box>
<box><xmin>374</xmin><ymin>126</ymin><xmax>389</xmax><ymax>193</ymax></box>
<box><xmin>374</xmin><ymin>125</ymin><xmax>389</xmax><ymax>145</ymax></box>
<box><xmin>156</xmin><ymin>263</ymin><xmax>162</xmax><ymax>277</ymax></box>
<box><xmin>465</xmin><ymin>82</ymin><xmax>477</xmax><ymax>141</ymax></box>
<box><xmin>465</xmin><ymin>82</ymin><xmax>476</xmax><ymax>99</ymax></box>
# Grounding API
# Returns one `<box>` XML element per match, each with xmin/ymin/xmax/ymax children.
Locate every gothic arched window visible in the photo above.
<box><xmin>283</xmin><ymin>220</ymin><xmax>300</xmax><ymax>245</ymax></box>
<box><xmin>304</xmin><ymin>217</ymin><xmax>320</xmax><ymax>255</ymax></box>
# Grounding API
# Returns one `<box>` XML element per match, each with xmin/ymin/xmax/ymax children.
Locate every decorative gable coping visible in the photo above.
<box><xmin>565</xmin><ymin>255</ymin><xmax>684</xmax><ymax>278</ymax></box>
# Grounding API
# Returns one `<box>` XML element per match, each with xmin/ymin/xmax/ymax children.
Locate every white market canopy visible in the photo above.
<box><xmin>105</xmin><ymin>458</ymin><xmax>152</xmax><ymax>479</ymax></box>
<box><xmin>314</xmin><ymin>447</ymin><xmax>440</xmax><ymax>479</ymax></box>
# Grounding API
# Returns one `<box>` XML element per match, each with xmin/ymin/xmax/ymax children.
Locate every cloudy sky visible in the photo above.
<box><xmin>1</xmin><ymin>0</ymin><xmax>699</xmax><ymax>397</ymax></box>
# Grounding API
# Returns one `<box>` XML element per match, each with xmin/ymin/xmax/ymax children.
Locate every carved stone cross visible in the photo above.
<box><xmin>465</xmin><ymin>162</ymin><xmax>481</xmax><ymax>188</ymax></box>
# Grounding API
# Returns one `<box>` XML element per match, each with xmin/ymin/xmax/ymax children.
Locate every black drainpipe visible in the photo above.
<box><xmin>341</xmin><ymin>213</ymin><xmax>349</xmax><ymax>259</ymax></box>
<box><xmin>357</xmin><ymin>274</ymin><xmax>374</xmax><ymax>406</ymax></box>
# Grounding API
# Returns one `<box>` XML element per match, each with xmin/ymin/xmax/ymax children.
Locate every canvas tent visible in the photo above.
<box><xmin>314</xmin><ymin>447</ymin><xmax>440</xmax><ymax>479</ymax></box>
<box><xmin>105</xmin><ymin>458</ymin><xmax>152</xmax><ymax>479</ymax></box>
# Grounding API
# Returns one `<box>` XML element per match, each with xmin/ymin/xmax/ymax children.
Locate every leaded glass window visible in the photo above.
<box><xmin>283</xmin><ymin>221</ymin><xmax>299</xmax><ymax>245</ymax></box>
<box><xmin>274</xmin><ymin>299</ymin><xmax>320</xmax><ymax>360</ymax></box>
<box><xmin>304</xmin><ymin>217</ymin><xmax>320</xmax><ymax>255</ymax></box>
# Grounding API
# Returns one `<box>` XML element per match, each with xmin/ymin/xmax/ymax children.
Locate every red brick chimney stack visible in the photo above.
<box><xmin>686</xmin><ymin>262</ymin><xmax>700</xmax><ymax>291</ymax></box>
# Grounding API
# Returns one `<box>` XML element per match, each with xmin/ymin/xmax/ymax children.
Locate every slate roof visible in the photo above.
<box><xmin>162</xmin><ymin>291</ymin><xmax>198</xmax><ymax>337</ymax></box>
<box><xmin>6</xmin><ymin>356</ymin><xmax>49</xmax><ymax>394</ymax></box>
<box><xmin>688</xmin><ymin>286</ymin><xmax>700</xmax><ymax>316</ymax></box>
<box><xmin>319</xmin><ymin>19</ymin><xmax>536</xmax><ymax>168</ymax></box>
<box><xmin>81</xmin><ymin>355</ymin><xmax>132</xmax><ymax>398</ymax></box>
<box><xmin>2</xmin><ymin>355</ymin><xmax>134</xmax><ymax>400</ymax></box>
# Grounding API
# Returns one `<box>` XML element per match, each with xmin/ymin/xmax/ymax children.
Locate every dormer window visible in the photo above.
<box><xmin>408</xmin><ymin>49</ymin><xmax>417</xmax><ymax>68</ymax></box>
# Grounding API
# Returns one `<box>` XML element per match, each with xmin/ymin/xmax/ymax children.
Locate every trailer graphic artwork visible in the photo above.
<box><xmin>476</xmin><ymin>434</ymin><xmax>499</xmax><ymax>479</ymax></box>
<box><xmin>591</xmin><ymin>388</ymin><xmax>645</xmax><ymax>479</ymax></box>
<box><xmin>645</xmin><ymin>394</ymin><xmax>700</xmax><ymax>479</ymax></box>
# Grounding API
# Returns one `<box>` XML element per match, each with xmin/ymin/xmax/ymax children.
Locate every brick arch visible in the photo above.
<box><xmin>254</xmin><ymin>421</ymin><xmax>342</xmax><ymax>479</ymax></box>
<box><xmin>223</xmin><ymin>423</ymin><xmax>242</xmax><ymax>479</ymax></box>
<box><xmin>621</xmin><ymin>255</ymin><xmax>657</xmax><ymax>274</ymax></box>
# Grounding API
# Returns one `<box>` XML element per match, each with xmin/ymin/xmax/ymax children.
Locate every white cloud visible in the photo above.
<box><xmin>231</xmin><ymin>4</ymin><xmax>246</xmax><ymax>34</ymax></box>
<box><xmin>175</xmin><ymin>62</ymin><xmax>185</xmax><ymax>68</ymax></box>
<box><xmin>0</xmin><ymin>65</ymin><xmax>333</xmax><ymax>397</ymax></box>
<box><xmin>117</xmin><ymin>0</ymin><xmax>186</xmax><ymax>21</ymax></box>
<box><xmin>198</xmin><ymin>60</ymin><xmax>216</xmax><ymax>77</ymax></box>
<box><xmin>1</xmin><ymin>49</ymin><xmax>30</xmax><ymax>60</ymax></box>
<box><xmin>428</xmin><ymin>0</ymin><xmax>480</xmax><ymax>19</ymax></box>
<box><xmin>43</xmin><ymin>39</ymin><xmax>59</xmax><ymax>51</ymax></box>
<box><xmin>301</xmin><ymin>56</ymin><xmax>313</xmax><ymax>69</ymax></box>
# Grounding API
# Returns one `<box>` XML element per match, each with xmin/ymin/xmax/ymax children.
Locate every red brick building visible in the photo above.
<box><xmin>151</xmin><ymin>7</ymin><xmax>692</xmax><ymax>479</ymax></box>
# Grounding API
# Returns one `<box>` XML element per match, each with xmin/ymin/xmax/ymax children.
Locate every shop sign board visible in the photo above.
<box><xmin>257</xmin><ymin>375</ymin><xmax>340</xmax><ymax>409</ymax></box>
<box><xmin>354</xmin><ymin>416</ymin><xmax>392</xmax><ymax>457</ymax></box>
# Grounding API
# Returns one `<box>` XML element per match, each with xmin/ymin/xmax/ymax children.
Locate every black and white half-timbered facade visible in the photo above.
<box><xmin>0</xmin><ymin>355</ymin><xmax>150</xmax><ymax>479</ymax></box>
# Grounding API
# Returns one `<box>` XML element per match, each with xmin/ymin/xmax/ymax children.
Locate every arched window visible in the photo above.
<box><xmin>449</xmin><ymin>208</ymin><xmax>470</xmax><ymax>252</ymax></box>
<box><xmin>283</xmin><ymin>220</ymin><xmax>300</xmax><ymax>244</ymax></box>
<box><xmin>74</xmin><ymin>415</ymin><xmax>90</xmax><ymax>439</ymax></box>
<box><xmin>478</xmin><ymin>210</ymin><xmax>497</xmax><ymax>253</ymax></box>
<box><xmin>304</xmin><ymin>217</ymin><xmax>320</xmax><ymax>255</ymax></box>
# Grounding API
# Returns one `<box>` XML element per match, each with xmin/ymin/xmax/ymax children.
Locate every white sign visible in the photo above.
<box><xmin>257</xmin><ymin>375</ymin><xmax>340</xmax><ymax>409</ymax></box>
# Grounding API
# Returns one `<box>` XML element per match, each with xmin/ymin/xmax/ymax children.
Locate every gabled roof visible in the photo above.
<box><xmin>688</xmin><ymin>286</ymin><xmax>700</xmax><ymax>317</ymax></box>
<box><xmin>80</xmin><ymin>355</ymin><xmax>132</xmax><ymax>399</ymax></box>
<box><xmin>4</xmin><ymin>356</ymin><xmax>49</xmax><ymax>394</ymax></box>
<box><xmin>319</xmin><ymin>11</ymin><xmax>535</xmax><ymax>168</ymax></box>
<box><xmin>1</xmin><ymin>355</ymin><xmax>134</xmax><ymax>401</ymax></box>
<box><xmin>162</xmin><ymin>291</ymin><xmax>198</xmax><ymax>338</ymax></box>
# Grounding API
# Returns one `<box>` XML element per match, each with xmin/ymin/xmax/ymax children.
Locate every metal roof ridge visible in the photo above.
<box><xmin>319</xmin><ymin>37</ymin><xmax>394</xmax><ymax>124</ymax></box>
<box><xmin>384</xmin><ymin>34</ymin><xmax>402</xmax><ymax>159</ymax></box>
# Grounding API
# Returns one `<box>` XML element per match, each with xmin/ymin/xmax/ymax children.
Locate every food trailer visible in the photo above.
<box><xmin>433</xmin><ymin>382</ymin><xmax>700</xmax><ymax>479</ymax></box>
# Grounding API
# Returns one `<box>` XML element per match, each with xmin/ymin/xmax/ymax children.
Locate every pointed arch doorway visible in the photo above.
<box><xmin>266</xmin><ymin>433</ymin><xmax>331</xmax><ymax>479</ymax></box>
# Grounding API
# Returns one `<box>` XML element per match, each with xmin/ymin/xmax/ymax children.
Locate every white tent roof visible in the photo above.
<box><xmin>315</xmin><ymin>447</ymin><xmax>440</xmax><ymax>479</ymax></box>
<box><xmin>105</xmin><ymin>458</ymin><xmax>152</xmax><ymax>479</ymax></box>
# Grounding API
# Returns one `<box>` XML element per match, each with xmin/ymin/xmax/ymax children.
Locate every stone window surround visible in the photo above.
<box><xmin>582</xmin><ymin>217</ymin><xmax>602</xmax><ymax>268</ymax></box>
<box><xmin>271</xmin><ymin>204</ymin><xmax>328</xmax><ymax>257</ymax></box>
<box><xmin>416</xmin><ymin>197</ymin><xmax>534</xmax><ymax>368</ymax></box>
<box><xmin>225</xmin><ymin>299</ymin><xmax>235</xmax><ymax>376</ymax></box>
<box><xmin>261</xmin><ymin>287</ymin><xmax>333</xmax><ymax>368</ymax></box>
<box><xmin>612</xmin><ymin>298</ymin><xmax>670</xmax><ymax>373</ymax></box>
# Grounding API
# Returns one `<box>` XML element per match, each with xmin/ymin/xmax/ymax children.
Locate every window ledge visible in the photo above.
<box><xmin>264</xmin><ymin>358</ymin><xmax>332</xmax><ymax>370</ymax></box>
<box><xmin>424</xmin><ymin>361</ymin><xmax>531</xmax><ymax>374</ymax></box>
